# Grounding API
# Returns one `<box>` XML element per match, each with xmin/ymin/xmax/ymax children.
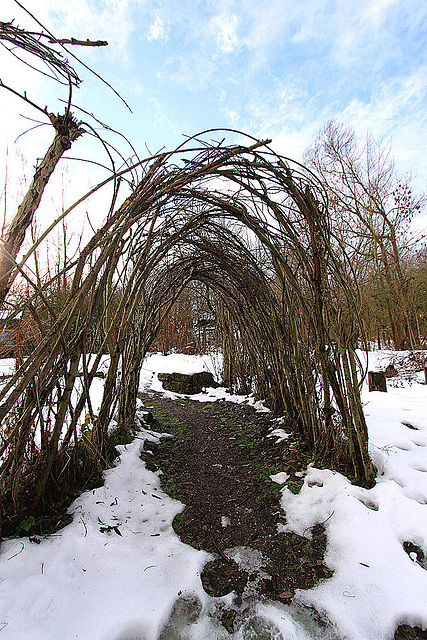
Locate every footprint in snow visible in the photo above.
<box><xmin>157</xmin><ymin>593</ymin><xmax>202</xmax><ymax>640</ymax></box>
<box><xmin>401</xmin><ymin>421</ymin><xmax>420</xmax><ymax>430</ymax></box>
<box><xmin>239</xmin><ymin>615</ymin><xmax>284</xmax><ymax>640</ymax></box>
<box><xmin>357</xmin><ymin>497</ymin><xmax>379</xmax><ymax>511</ymax></box>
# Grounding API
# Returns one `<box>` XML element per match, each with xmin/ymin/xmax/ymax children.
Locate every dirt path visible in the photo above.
<box><xmin>139</xmin><ymin>391</ymin><xmax>332</xmax><ymax>605</ymax></box>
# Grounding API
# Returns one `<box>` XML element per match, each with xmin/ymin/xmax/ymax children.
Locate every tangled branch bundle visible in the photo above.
<box><xmin>0</xmin><ymin>20</ymin><xmax>81</xmax><ymax>85</ymax></box>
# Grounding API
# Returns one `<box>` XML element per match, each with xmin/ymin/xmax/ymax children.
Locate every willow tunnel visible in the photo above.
<box><xmin>0</xmin><ymin>132</ymin><xmax>375</xmax><ymax>528</ymax></box>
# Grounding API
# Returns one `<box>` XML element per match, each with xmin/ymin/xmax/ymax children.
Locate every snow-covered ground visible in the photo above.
<box><xmin>0</xmin><ymin>351</ymin><xmax>426</xmax><ymax>639</ymax></box>
<box><xmin>140</xmin><ymin>352</ymin><xmax>270</xmax><ymax>411</ymax></box>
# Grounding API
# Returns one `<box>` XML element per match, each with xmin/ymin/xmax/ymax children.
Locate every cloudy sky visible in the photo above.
<box><xmin>1</xmin><ymin>0</ymin><xmax>427</xmax><ymax>199</ymax></box>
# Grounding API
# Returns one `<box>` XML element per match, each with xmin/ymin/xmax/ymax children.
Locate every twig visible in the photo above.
<box><xmin>213</xmin><ymin>540</ymin><xmax>232</xmax><ymax>564</ymax></box>
<box><xmin>50</xmin><ymin>38</ymin><xmax>108</xmax><ymax>47</ymax></box>
<box><xmin>80</xmin><ymin>517</ymin><xmax>87</xmax><ymax>537</ymax></box>
<box><xmin>6</xmin><ymin>542</ymin><xmax>24</xmax><ymax>560</ymax></box>
<box><xmin>303</xmin><ymin>511</ymin><xmax>334</xmax><ymax>537</ymax></box>
<box><xmin>12</xmin><ymin>2</ymin><xmax>132</xmax><ymax>111</ymax></box>
<box><xmin>0</xmin><ymin>80</ymin><xmax>52</xmax><ymax>119</ymax></box>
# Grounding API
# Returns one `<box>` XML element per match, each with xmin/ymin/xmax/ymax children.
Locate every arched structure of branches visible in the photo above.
<box><xmin>0</xmin><ymin>131</ymin><xmax>376</xmax><ymax>535</ymax></box>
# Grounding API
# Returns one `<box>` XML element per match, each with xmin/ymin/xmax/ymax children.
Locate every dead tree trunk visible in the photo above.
<box><xmin>0</xmin><ymin>113</ymin><xmax>83</xmax><ymax>305</ymax></box>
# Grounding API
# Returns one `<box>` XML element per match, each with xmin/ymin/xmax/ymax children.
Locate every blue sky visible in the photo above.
<box><xmin>1</xmin><ymin>0</ymin><xmax>427</xmax><ymax>195</ymax></box>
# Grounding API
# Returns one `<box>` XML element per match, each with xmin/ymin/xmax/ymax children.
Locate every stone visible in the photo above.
<box><xmin>158</xmin><ymin>371</ymin><xmax>218</xmax><ymax>394</ymax></box>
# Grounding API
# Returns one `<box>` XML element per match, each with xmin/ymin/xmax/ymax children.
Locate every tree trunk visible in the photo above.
<box><xmin>0</xmin><ymin>114</ymin><xmax>83</xmax><ymax>305</ymax></box>
<box><xmin>31</xmin><ymin>347</ymin><xmax>81</xmax><ymax>509</ymax></box>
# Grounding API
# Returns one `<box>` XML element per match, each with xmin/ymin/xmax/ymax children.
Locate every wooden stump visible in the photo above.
<box><xmin>368</xmin><ymin>371</ymin><xmax>387</xmax><ymax>392</ymax></box>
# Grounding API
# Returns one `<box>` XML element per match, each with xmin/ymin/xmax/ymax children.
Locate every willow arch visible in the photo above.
<box><xmin>0</xmin><ymin>132</ymin><xmax>375</xmax><ymax>528</ymax></box>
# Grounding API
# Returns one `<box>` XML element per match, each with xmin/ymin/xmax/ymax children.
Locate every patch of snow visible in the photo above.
<box><xmin>251</xmin><ymin>399</ymin><xmax>270</xmax><ymax>413</ymax></box>
<box><xmin>0</xmin><ymin>358</ymin><xmax>16</xmax><ymax>376</ymax></box>
<box><xmin>270</xmin><ymin>471</ymin><xmax>290</xmax><ymax>484</ymax></box>
<box><xmin>0</xmin><ymin>425</ymin><xmax>337</xmax><ymax>640</ymax></box>
<box><xmin>227</xmin><ymin>546</ymin><xmax>265</xmax><ymax>573</ymax></box>
<box><xmin>221</xmin><ymin>516</ymin><xmax>231</xmax><ymax>528</ymax></box>
<box><xmin>268</xmin><ymin>428</ymin><xmax>290</xmax><ymax>443</ymax></box>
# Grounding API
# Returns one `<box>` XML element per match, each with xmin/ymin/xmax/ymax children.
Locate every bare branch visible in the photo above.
<box><xmin>50</xmin><ymin>37</ymin><xmax>108</xmax><ymax>47</ymax></box>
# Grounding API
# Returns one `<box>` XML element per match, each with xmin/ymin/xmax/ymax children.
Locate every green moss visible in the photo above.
<box><xmin>200</xmin><ymin>403</ymin><xmax>219</xmax><ymax>413</ymax></box>
<box><xmin>163</xmin><ymin>478</ymin><xmax>186</xmax><ymax>502</ymax></box>
<box><xmin>172</xmin><ymin>513</ymin><xmax>204</xmax><ymax>548</ymax></box>
<box><xmin>153</xmin><ymin>409</ymin><xmax>190</xmax><ymax>438</ymax></box>
<box><xmin>256</xmin><ymin>463</ymin><xmax>286</xmax><ymax>482</ymax></box>
<box><xmin>284</xmin><ymin>478</ymin><xmax>304</xmax><ymax>494</ymax></box>
<box><xmin>220</xmin><ymin>609</ymin><xmax>237</xmax><ymax>634</ymax></box>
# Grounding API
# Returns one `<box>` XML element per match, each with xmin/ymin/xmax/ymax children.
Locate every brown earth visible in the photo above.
<box><xmin>138</xmin><ymin>390</ymin><xmax>332</xmax><ymax>605</ymax></box>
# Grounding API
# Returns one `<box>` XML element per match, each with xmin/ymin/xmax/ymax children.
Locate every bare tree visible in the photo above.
<box><xmin>305</xmin><ymin>120</ymin><xmax>425</xmax><ymax>350</ymax></box>
<box><xmin>0</xmin><ymin>14</ymin><xmax>117</xmax><ymax>306</ymax></box>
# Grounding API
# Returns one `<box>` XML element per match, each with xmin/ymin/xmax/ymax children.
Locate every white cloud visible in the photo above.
<box><xmin>340</xmin><ymin>69</ymin><xmax>427</xmax><ymax>127</ymax></box>
<box><xmin>209</xmin><ymin>12</ymin><xmax>240</xmax><ymax>54</ymax></box>
<box><xmin>363</xmin><ymin>0</ymin><xmax>401</xmax><ymax>26</ymax></box>
<box><xmin>148</xmin><ymin>97</ymin><xmax>179</xmax><ymax>137</ymax></box>
<box><xmin>241</xmin><ymin>1</ymin><xmax>295</xmax><ymax>50</ymax></box>
<box><xmin>237</xmin><ymin>0</ymin><xmax>426</xmax><ymax>77</ymax></box>
<box><xmin>219</xmin><ymin>107</ymin><xmax>241</xmax><ymax>127</ymax></box>
<box><xmin>336</xmin><ymin>69</ymin><xmax>427</xmax><ymax>186</ymax></box>
<box><xmin>2</xmin><ymin>0</ymin><xmax>426</xmax><ymax>195</ymax></box>
<box><xmin>158</xmin><ymin>51</ymin><xmax>217</xmax><ymax>92</ymax></box>
<box><xmin>239</xmin><ymin>78</ymin><xmax>324</xmax><ymax>162</ymax></box>
<box><xmin>8</xmin><ymin>0</ymin><xmax>140</xmax><ymax>63</ymax></box>
<box><xmin>245</xmin><ymin>78</ymin><xmax>309</xmax><ymax>133</ymax></box>
<box><xmin>271</xmin><ymin>127</ymin><xmax>316</xmax><ymax>163</ymax></box>
<box><xmin>147</xmin><ymin>15</ymin><xmax>168</xmax><ymax>42</ymax></box>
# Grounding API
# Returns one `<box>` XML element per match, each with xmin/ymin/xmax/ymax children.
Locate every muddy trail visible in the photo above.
<box><xmin>138</xmin><ymin>391</ymin><xmax>332</xmax><ymax>607</ymax></box>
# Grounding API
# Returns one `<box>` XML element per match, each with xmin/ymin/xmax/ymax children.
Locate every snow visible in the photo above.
<box><xmin>140</xmin><ymin>352</ymin><xmax>270</xmax><ymax>412</ymax></box>
<box><xmin>0</xmin><ymin>358</ymin><xmax>16</xmax><ymax>377</ymax></box>
<box><xmin>0</xmin><ymin>429</ymin><xmax>212</xmax><ymax>640</ymax></box>
<box><xmin>278</xmin><ymin>358</ymin><xmax>427</xmax><ymax>639</ymax></box>
<box><xmin>268</xmin><ymin>428</ymin><xmax>291</xmax><ymax>443</ymax></box>
<box><xmin>1</xmin><ymin>350</ymin><xmax>427</xmax><ymax>639</ymax></box>
<box><xmin>270</xmin><ymin>471</ymin><xmax>290</xmax><ymax>484</ymax></box>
